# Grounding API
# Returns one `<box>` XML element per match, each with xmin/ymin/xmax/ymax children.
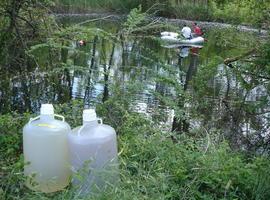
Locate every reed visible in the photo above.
<box><xmin>54</xmin><ymin>0</ymin><xmax>269</xmax><ymax>27</ymax></box>
<box><xmin>55</xmin><ymin>0</ymin><xmax>212</xmax><ymax>20</ymax></box>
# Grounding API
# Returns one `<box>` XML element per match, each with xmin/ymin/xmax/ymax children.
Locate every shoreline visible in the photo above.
<box><xmin>54</xmin><ymin>12</ymin><xmax>268</xmax><ymax>36</ymax></box>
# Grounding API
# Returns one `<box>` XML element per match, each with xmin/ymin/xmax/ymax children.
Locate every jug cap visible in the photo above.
<box><xmin>41</xmin><ymin>104</ymin><xmax>54</xmax><ymax>115</ymax></box>
<box><xmin>83</xmin><ymin>109</ymin><xmax>97</xmax><ymax>121</ymax></box>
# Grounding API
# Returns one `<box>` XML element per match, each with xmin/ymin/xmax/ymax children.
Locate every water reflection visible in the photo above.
<box><xmin>0</xmin><ymin>18</ymin><xmax>269</xmax><ymax>151</ymax></box>
<box><xmin>0</xmin><ymin>27</ymin><xmax>202</xmax><ymax>128</ymax></box>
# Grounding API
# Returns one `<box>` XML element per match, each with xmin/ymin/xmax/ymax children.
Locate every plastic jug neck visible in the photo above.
<box><xmin>40</xmin><ymin>104</ymin><xmax>54</xmax><ymax>121</ymax></box>
<box><xmin>40</xmin><ymin>114</ymin><xmax>54</xmax><ymax>121</ymax></box>
<box><xmin>82</xmin><ymin>109</ymin><xmax>98</xmax><ymax>125</ymax></box>
<box><xmin>83</xmin><ymin>120</ymin><xmax>98</xmax><ymax>126</ymax></box>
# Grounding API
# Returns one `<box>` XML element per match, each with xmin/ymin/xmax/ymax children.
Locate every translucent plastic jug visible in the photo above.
<box><xmin>23</xmin><ymin>104</ymin><xmax>71</xmax><ymax>193</ymax></box>
<box><xmin>68</xmin><ymin>109</ymin><xmax>118</xmax><ymax>194</ymax></box>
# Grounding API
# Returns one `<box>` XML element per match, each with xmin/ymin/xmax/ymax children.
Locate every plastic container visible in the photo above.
<box><xmin>23</xmin><ymin>104</ymin><xmax>71</xmax><ymax>193</ymax></box>
<box><xmin>68</xmin><ymin>109</ymin><xmax>118</xmax><ymax>194</ymax></box>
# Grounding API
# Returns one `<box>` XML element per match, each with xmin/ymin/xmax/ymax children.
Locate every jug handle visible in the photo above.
<box><xmin>97</xmin><ymin>118</ymin><xmax>103</xmax><ymax>124</ymax></box>
<box><xmin>28</xmin><ymin>116</ymin><xmax>40</xmax><ymax>124</ymax></box>
<box><xmin>77</xmin><ymin>118</ymin><xmax>103</xmax><ymax>136</ymax></box>
<box><xmin>54</xmin><ymin>114</ymin><xmax>65</xmax><ymax>122</ymax></box>
<box><xmin>28</xmin><ymin>114</ymin><xmax>65</xmax><ymax>124</ymax></box>
<box><xmin>77</xmin><ymin>125</ymin><xmax>85</xmax><ymax>136</ymax></box>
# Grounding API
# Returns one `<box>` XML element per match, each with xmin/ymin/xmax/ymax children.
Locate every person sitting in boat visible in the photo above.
<box><xmin>181</xmin><ymin>24</ymin><xmax>192</xmax><ymax>40</ymax></box>
<box><xmin>192</xmin><ymin>22</ymin><xmax>203</xmax><ymax>36</ymax></box>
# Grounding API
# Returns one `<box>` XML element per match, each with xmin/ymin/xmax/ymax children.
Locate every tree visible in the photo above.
<box><xmin>0</xmin><ymin>0</ymin><xmax>56</xmax><ymax>113</ymax></box>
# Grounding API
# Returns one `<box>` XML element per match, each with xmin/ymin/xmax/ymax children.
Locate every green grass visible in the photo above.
<box><xmin>54</xmin><ymin>0</ymin><xmax>270</xmax><ymax>28</ymax></box>
<box><xmin>54</xmin><ymin>0</ymin><xmax>211</xmax><ymax>19</ymax></box>
<box><xmin>54</xmin><ymin>0</ymin><xmax>143</xmax><ymax>13</ymax></box>
<box><xmin>1</xmin><ymin>100</ymin><xmax>270</xmax><ymax>199</ymax></box>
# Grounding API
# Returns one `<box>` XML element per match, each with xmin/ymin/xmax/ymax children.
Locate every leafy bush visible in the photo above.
<box><xmin>1</xmin><ymin>101</ymin><xmax>270</xmax><ymax>199</ymax></box>
<box><xmin>210</xmin><ymin>0</ymin><xmax>270</xmax><ymax>27</ymax></box>
<box><xmin>54</xmin><ymin>0</ymin><xmax>270</xmax><ymax>27</ymax></box>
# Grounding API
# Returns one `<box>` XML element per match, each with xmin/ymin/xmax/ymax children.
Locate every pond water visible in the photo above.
<box><xmin>0</xmin><ymin>16</ymin><xmax>269</xmax><ymax>150</ymax></box>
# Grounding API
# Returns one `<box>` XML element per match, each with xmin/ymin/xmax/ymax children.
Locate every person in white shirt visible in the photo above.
<box><xmin>179</xmin><ymin>46</ymin><xmax>190</xmax><ymax>58</ymax></box>
<box><xmin>181</xmin><ymin>24</ymin><xmax>192</xmax><ymax>39</ymax></box>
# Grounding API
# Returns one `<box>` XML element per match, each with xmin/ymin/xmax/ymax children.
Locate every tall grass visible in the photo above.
<box><xmin>54</xmin><ymin>0</ymin><xmax>269</xmax><ymax>27</ymax></box>
<box><xmin>162</xmin><ymin>2</ymin><xmax>211</xmax><ymax>20</ymax></box>
<box><xmin>54</xmin><ymin>0</ymin><xmax>211</xmax><ymax>20</ymax></box>
<box><xmin>54</xmin><ymin>0</ymin><xmax>145</xmax><ymax>13</ymax></box>
<box><xmin>1</xmin><ymin>102</ymin><xmax>270</xmax><ymax>199</ymax></box>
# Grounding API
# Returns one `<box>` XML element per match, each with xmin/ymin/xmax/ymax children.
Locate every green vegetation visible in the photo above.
<box><xmin>211</xmin><ymin>0</ymin><xmax>270</xmax><ymax>27</ymax></box>
<box><xmin>0</xmin><ymin>0</ymin><xmax>57</xmax><ymax>113</ymax></box>
<box><xmin>55</xmin><ymin>0</ymin><xmax>270</xmax><ymax>27</ymax></box>
<box><xmin>2</xmin><ymin>101</ymin><xmax>270</xmax><ymax>199</ymax></box>
<box><xmin>1</xmin><ymin>1</ymin><xmax>270</xmax><ymax>199</ymax></box>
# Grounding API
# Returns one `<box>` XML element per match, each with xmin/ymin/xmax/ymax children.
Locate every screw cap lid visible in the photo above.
<box><xmin>83</xmin><ymin>109</ymin><xmax>97</xmax><ymax>121</ymax></box>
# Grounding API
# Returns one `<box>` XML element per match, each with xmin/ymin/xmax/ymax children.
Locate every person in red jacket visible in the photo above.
<box><xmin>78</xmin><ymin>40</ymin><xmax>86</xmax><ymax>46</ymax></box>
<box><xmin>192</xmin><ymin>22</ymin><xmax>203</xmax><ymax>36</ymax></box>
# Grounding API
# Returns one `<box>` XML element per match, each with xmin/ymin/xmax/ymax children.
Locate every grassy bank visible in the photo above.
<box><xmin>1</xmin><ymin>2</ymin><xmax>270</xmax><ymax>199</ymax></box>
<box><xmin>1</xmin><ymin>100</ymin><xmax>270</xmax><ymax>199</ymax></box>
<box><xmin>54</xmin><ymin>0</ymin><xmax>270</xmax><ymax>28</ymax></box>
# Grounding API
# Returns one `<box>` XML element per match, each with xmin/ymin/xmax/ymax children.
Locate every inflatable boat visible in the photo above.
<box><xmin>161</xmin><ymin>31</ymin><xmax>204</xmax><ymax>44</ymax></box>
<box><xmin>161</xmin><ymin>44</ymin><xmax>203</xmax><ymax>49</ymax></box>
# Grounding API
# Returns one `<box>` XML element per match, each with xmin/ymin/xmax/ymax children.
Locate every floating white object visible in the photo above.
<box><xmin>160</xmin><ymin>31</ymin><xmax>204</xmax><ymax>44</ymax></box>
<box><xmin>160</xmin><ymin>31</ymin><xmax>179</xmax><ymax>38</ymax></box>
<box><xmin>161</xmin><ymin>44</ymin><xmax>204</xmax><ymax>49</ymax></box>
<box><xmin>23</xmin><ymin>104</ymin><xmax>71</xmax><ymax>193</ymax></box>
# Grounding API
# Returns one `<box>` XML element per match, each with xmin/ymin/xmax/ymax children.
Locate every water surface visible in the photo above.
<box><xmin>1</xmin><ymin>17</ymin><xmax>268</xmax><ymax>150</ymax></box>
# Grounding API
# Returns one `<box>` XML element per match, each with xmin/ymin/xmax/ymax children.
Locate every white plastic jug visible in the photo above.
<box><xmin>68</xmin><ymin>109</ymin><xmax>118</xmax><ymax>194</ymax></box>
<box><xmin>23</xmin><ymin>104</ymin><xmax>71</xmax><ymax>193</ymax></box>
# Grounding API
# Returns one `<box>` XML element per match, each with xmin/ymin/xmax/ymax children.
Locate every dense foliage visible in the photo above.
<box><xmin>0</xmin><ymin>0</ymin><xmax>57</xmax><ymax>113</ymax></box>
<box><xmin>1</xmin><ymin>1</ymin><xmax>270</xmax><ymax>200</ymax></box>
<box><xmin>1</xmin><ymin>101</ymin><xmax>270</xmax><ymax>199</ymax></box>
<box><xmin>55</xmin><ymin>0</ymin><xmax>270</xmax><ymax>28</ymax></box>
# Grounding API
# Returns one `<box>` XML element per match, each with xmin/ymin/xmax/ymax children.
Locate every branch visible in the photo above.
<box><xmin>202</xmin><ymin>127</ymin><xmax>211</xmax><ymax>154</ymax></box>
<box><xmin>15</xmin><ymin>14</ymin><xmax>36</xmax><ymax>31</ymax></box>
<box><xmin>76</xmin><ymin>15</ymin><xmax>114</xmax><ymax>26</ymax></box>
<box><xmin>224</xmin><ymin>48</ymin><xmax>256</xmax><ymax>65</ymax></box>
<box><xmin>224</xmin><ymin>48</ymin><xmax>270</xmax><ymax>80</ymax></box>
